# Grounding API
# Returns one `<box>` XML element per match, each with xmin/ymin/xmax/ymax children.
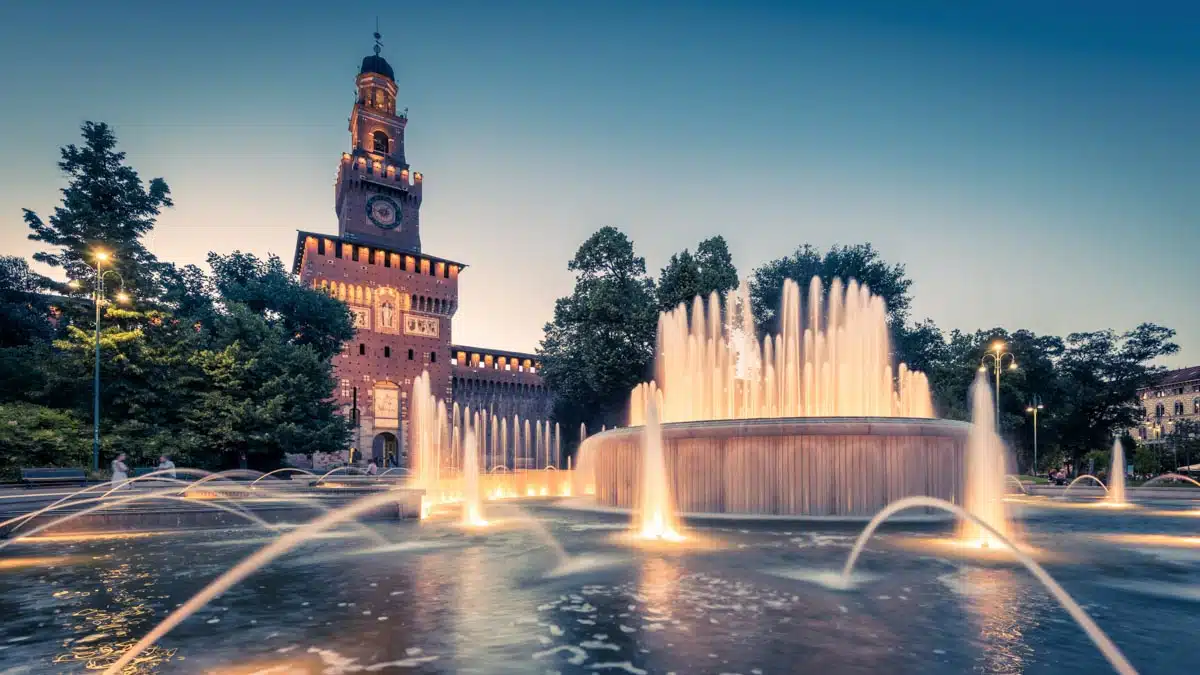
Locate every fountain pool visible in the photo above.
<box><xmin>1</xmin><ymin>500</ymin><xmax>1199</xmax><ymax>673</ymax></box>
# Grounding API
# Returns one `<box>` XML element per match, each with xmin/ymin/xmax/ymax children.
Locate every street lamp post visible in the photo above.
<box><xmin>1025</xmin><ymin>396</ymin><xmax>1044</xmax><ymax>476</ymax></box>
<box><xmin>68</xmin><ymin>250</ymin><xmax>127</xmax><ymax>473</ymax></box>
<box><xmin>979</xmin><ymin>341</ymin><xmax>1017</xmax><ymax>427</ymax></box>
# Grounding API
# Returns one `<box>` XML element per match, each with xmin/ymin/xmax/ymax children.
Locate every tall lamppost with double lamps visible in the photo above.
<box><xmin>1026</xmin><ymin>396</ymin><xmax>1044</xmax><ymax>476</ymax></box>
<box><xmin>979</xmin><ymin>341</ymin><xmax>1017</xmax><ymax>427</ymax></box>
<box><xmin>68</xmin><ymin>249</ymin><xmax>128</xmax><ymax>473</ymax></box>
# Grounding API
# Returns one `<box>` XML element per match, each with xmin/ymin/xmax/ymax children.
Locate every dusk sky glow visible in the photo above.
<box><xmin>1</xmin><ymin>1</ymin><xmax>1196</xmax><ymax>365</ymax></box>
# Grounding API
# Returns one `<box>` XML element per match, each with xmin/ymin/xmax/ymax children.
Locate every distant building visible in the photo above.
<box><xmin>1133</xmin><ymin>365</ymin><xmax>1200</xmax><ymax>443</ymax></box>
<box><xmin>291</xmin><ymin>36</ymin><xmax>551</xmax><ymax>465</ymax></box>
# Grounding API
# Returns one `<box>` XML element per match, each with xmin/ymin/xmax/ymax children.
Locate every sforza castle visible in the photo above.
<box><xmin>292</xmin><ymin>36</ymin><xmax>552</xmax><ymax>464</ymax></box>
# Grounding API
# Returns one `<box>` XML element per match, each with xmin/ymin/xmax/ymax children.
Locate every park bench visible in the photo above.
<box><xmin>19</xmin><ymin>467</ymin><xmax>87</xmax><ymax>488</ymax></box>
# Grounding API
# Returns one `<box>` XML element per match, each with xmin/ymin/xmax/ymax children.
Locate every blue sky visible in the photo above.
<box><xmin>1</xmin><ymin>1</ymin><xmax>1196</xmax><ymax>366</ymax></box>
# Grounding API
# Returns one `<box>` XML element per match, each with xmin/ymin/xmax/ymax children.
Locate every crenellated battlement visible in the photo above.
<box><xmin>337</xmin><ymin>152</ymin><xmax>423</xmax><ymax>194</ymax></box>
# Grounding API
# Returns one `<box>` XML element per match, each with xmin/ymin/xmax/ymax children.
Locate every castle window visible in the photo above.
<box><xmin>383</xmin><ymin>253</ymin><xmax>391</xmax><ymax>268</ymax></box>
<box><xmin>340</xmin><ymin>379</ymin><xmax>350</xmax><ymax>397</ymax></box>
<box><xmin>373</xmin><ymin>131</ymin><xmax>389</xmax><ymax>154</ymax></box>
<box><xmin>431</xmin><ymin>352</ymin><xmax>438</xmax><ymax>363</ymax></box>
<box><xmin>317</xmin><ymin>238</ymin><xmax>326</xmax><ymax>255</ymax></box>
<box><xmin>408</xmin><ymin>349</ymin><xmax>414</xmax><ymax>360</ymax></box>
<box><xmin>352</xmin><ymin>247</ymin><xmax>359</xmax><ymax>262</ymax></box>
<box><xmin>1175</xmin><ymin>401</ymin><xmax>1186</xmax><ymax>416</ymax></box>
<box><xmin>384</xmin><ymin>346</ymin><xmax>391</xmax><ymax>358</ymax></box>
<box><xmin>358</xmin><ymin>343</ymin><xmax>366</xmax><ymax>356</ymax></box>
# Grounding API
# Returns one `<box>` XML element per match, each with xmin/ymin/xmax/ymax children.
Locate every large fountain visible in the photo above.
<box><xmin>581</xmin><ymin>277</ymin><xmax>970</xmax><ymax>518</ymax></box>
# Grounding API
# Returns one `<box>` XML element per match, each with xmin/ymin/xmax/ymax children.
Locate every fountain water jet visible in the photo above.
<box><xmin>1142</xmin><ymin>473</ymin><xmax>1200</xmax><ymax>489</ymax></box>
<box><xmin>630</xmin><ymin>278</ymin><xmax>934</xmax><ymax>424</ymax></box>
<box><xmin>958</xmin><ymin>372</ymin><xmax>1015</xmax><ymax>547</ymax></box>
<box><xmin>840</xmin><ymin>496</ymin><xmax>1137</xmax><ymax>675</ymax></box>
<box><xmin>461</xmin><ymin>417</ymin><xmax>488</xmax><ymax>527</ymax></box>
<box><xmin>636</xmin><ymin>387</ymin><xmax>683</xmax><ymax>541</ymax></box>
<box><xmin>1063</xmin><ymin>475</ymin><xmax>1109</xmax><ymax>498</ymax></box>
<box><xmin>1109</xmin><ymin>438</ymin><xmax>1127</xmax><ymax>505</ymax></box>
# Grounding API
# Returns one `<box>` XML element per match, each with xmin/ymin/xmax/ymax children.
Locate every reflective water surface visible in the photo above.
<box><xmin>1</xmin><ymin>500</ymin><xmax>1198</xmax><ymax>674</ymax></box>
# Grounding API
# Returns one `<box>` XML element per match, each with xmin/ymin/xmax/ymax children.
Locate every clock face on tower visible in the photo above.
<box><xmin>366</xmin><ymin>195</ymin><xmax>402</xmax><ymax>230</ymax></box>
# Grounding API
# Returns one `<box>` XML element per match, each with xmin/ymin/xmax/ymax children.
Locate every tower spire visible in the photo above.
<box><xmin>373</xmin><ymin>18</ymin><xmax>382</xmax><ymax>56</ymax></box>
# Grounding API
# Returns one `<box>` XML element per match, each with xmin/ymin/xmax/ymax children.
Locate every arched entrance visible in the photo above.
<box><xmin>372</xmin><ymin>432</ymin><xmax>400</xmax><ymax>467</ymax></box>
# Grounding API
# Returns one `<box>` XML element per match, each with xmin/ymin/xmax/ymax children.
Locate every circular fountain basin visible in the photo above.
<box><xmin>586</xmin><ymin>417</ymin><xmax>969</xmax><ymax>519</ymax></box>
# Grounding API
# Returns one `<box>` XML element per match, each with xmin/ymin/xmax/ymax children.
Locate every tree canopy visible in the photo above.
<box><xmin>538</xmin><ymin>227</ymin><xmax>658</xmax><ymax>433</ymax></box>
<box><xmin>23</xmin><ymin>121</ymin><xmax>173</xmax><ymax>302</ymax></box>
<box><xmin>748</xmin><ymin>243</ymin><xmax>912</xmax><ymax>336</ymax></box>
<box><xmin>0</xmin><ymin>122</ymin><xmax>354</xmax><ymax>477</ymax></box>
<box><xmin>656</xmin><ymin>236</ymin><xmax>739</xmax><ymax>313</ymax></box>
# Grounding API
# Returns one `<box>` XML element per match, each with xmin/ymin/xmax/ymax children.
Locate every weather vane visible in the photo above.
<box><xmin>373</xmin><ymin>17</ymin><xmax>382</xmax><ymax>56</ymax></box>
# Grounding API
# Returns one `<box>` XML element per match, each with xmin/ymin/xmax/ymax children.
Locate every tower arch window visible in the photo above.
<box><xmin>373</xmin><ymin>130</ymin><xmax>389</xmax><ymax>154</ymax></box>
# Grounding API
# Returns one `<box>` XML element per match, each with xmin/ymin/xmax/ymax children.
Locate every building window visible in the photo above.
<box><xmin>340</xmin><ymin>379</ymin><xmax>350</xmax><ymax>397</ymax></box>
<box><xmin>1155</xmin><ymin>403</ymin><xmax>1165</xmax><ymax>420</ymax></box>
<box><xmin>1194</xmin><ymin>397</ymin><xmax>1200</xmax><ymax>414</ymax></box>
<box><xmin>358</xmin><ymin>343</ymin><xmax>366</xmax><ymax>356</ymax></box>
<box><xmin>408</xmin><ymin>349</ymin><xmax>414</xmax><ymax>360</ymax></box>
<box><xmin>373</xmin><ymin>130</ymin><xmax>389</xmax><ymax>154</ymax></box>
<box><xmin>317</xmin><ymin>238</ymin><xmax>326</xmax><ymax>255</ymax></box>
<box><xmin>1139</xmin><ymin>426</ymin><xmax>1146</xmax><ymax>440</ymax></box>
<box><xmin>384</xmin><ymin>346</ymin><xmax>391</xmax><ymax>358</ymax></box>
<box><xmin>1175</xmin><ymin>401</ymin><xmax>1186</xmax><ymax>416</ymax></box>
<box><xmin>430</xmin><ymin>352</ymin><xmax>437</xmax><ymax>363</ymax></box>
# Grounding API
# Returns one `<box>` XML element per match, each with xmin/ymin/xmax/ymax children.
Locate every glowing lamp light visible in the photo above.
<box><xmin>1026</xmin><ymin>406</ymin><xmax>1035</xmax><ymax>413</ymax></box>
<box><xmin>67</xmin><ymin>280</ymin><xmax>81</xmax><ymax>290</ymax></box>
<box><xmin>1008</xmin><ymin>362</ymin><xmax>1018</xmax><ymax>370</ymax></box>
<box><xmin>115</xmin><ymin>292</ymin><xmax>131</xmax><ymax>304</ymax></box>
<box><xmin>978</xmin><ymin>365</ymin><xmax>987</xmax><ymax>373</ymax></box>
<box><xmin>94</xmin><ymin>250</ymin><xmax>110</xmax><ymax>262</ymax></box>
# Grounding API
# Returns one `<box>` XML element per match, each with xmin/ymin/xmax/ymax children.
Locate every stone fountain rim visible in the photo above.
<box><xmin>587</xmin><ymin>416</ymin><xmax>970</xmax><ymax>441</ymax></box>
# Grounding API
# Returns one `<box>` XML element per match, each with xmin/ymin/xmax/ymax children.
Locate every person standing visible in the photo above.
<box><xmin>111</xmin><ymin>453</ymin><xmax>129</xmax><ymax>489</ymax></box>
<box><xmin>157</xmin><ymin>455</ymin><xmax>177</xmax><ymax>479</ymax></box>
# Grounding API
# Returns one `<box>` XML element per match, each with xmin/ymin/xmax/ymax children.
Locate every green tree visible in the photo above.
<box><xmin>0</xmin><ymin>402</ymin><xmax>89</xmax><ymax>480</ymax></box>
<box><xmin>539</xmin><ymin>227</ymin><xmax>658</xmax><ymax>435</ymax></box>
<box><xmin>656</xmin><ymin>236</ymin><xmax>739</xmax><ymax>314</ymax></box>
<box><xmin>1053</xmin><ymin>324</ymin><xmax>1178</xmax><ymax>468</ymax></box>
<box><xmin>748</xmin><ymin>243</ymin><xmax>912</xmax><ymax>336</ymax></box>
<box><xmin>1133</xmin><ymin>444</ymin><xmax>1161</xmax><ymax>477</ymax></box>
<box><xmin>23</xmin><ymin>121</ymin><xmax>172</xmax><ymax>304</ymax></box>
<box><xmin>0</xmin><ymin>256</ymin><xmax>53</xmax><ymax>348</ymax></box>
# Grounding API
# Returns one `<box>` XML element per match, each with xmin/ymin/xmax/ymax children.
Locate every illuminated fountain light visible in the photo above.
<box><xmin>460</xmin><ymin>415</ymin><xmax>488</xmax><ymax>527</ymax></box>
<box><xmin>636</xmin><ymin>388</ymin><xmax>684</xmax><ymax>542</ymax></box>
<box><xmin>630</xmin><ymin>278</ymin><xmax>933</xmax><ymax>425</ymax></box>
<box><xmin>1108</xmin><ymin>437</ymin><xmax>1128</xmax><ymax>507</ymax></box>
<box><xmin>958</xmin><ymin>371</ymin><xmax>1016</xmax><ymax>549</ymax></box>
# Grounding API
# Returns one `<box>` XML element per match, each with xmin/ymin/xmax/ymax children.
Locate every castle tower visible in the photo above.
<box><xmin>335</xmin><ymin>30</ymin><xmax>423</xmax><ymax>252</ymax></box>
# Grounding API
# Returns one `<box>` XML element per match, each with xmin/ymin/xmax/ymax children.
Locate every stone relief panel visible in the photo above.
<box><xmin>349</xmin><ymin>305</ymin><xmax>371</xmax><ymax>330</ymax></box>
<box><xmin>403</xmin><ymin>313</ymin><xmax>439</xmax><ymax>338</ymax></box>
<box><xmin>374</xmin><ymin>382</ymin><xmax>400</xmax><ymax>428</ymax></box>
<box><xmin>374</xmin><ymin>286</ymin><xmax>401</xmax><ymax>335</ymax></box>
